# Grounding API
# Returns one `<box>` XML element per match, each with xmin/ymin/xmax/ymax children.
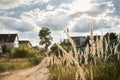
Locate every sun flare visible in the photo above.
<box><xmin>72</xmin><ymin>0</ymin><xmax>92</xmax><ymax>12</ymax></box>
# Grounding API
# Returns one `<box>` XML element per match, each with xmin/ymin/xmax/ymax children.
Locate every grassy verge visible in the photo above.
<box><xmin>0</xmin><ymin>45</ymin><xmax>43</xmax><ymax>73</ymax></box>
<box><xmin>0</xmin><ymin>57</ymin><xmax>42</xmax><ymax>73</ymax></box>
<box><xmin>0</xmin><ymin>59</ymin><xmax>32</xmax><ymax>73</ymax></box>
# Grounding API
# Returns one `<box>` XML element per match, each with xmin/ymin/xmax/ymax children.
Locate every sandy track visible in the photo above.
<box><xmin>0</xmin><ymin>57</ymin><xmax>50</xmax><ymax>80</ymax></box>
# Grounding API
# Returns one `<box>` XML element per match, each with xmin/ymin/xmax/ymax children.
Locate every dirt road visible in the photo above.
<box><xmin>0</xmin><ymin>57</ymin><xmax>50</xmax><ymax>80</ymax></box>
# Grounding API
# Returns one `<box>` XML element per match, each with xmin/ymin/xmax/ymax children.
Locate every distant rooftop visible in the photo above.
<box><xmin>19</xmin><ymin>40</ymin><xmax>32</xmax><ymax>46</ymax></box>
<box><xmin>0</xmin><ymin>34</ymin><xmax>18</xmax><ymax>42</ymax></box>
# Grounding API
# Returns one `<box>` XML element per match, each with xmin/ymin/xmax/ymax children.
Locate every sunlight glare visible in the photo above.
<box><xmin>72</xmin><ymin>0</ymin><xmax>92</xmax><ymax>12</ymax></box>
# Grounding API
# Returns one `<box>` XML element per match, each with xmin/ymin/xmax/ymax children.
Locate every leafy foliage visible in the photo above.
<box><xmin>10</xmin><ymin>45</ymin><xmax>37</xmax><ymax>58</ymax></box>
<box><xmin>50</xmin><ymin>43</ymin><xmax>71</xmax><ymax>57</ymax></box>
<box><xmin>29</xmin><ymin>55</ymin><xmax>42</xmax><ymax>65</ymax></box>
<box><xmin>104</xmin><ymin>32</ymin><xmax>117</xmax><ymax>42</ymax></box>
<box><xmin>38</xmin><ymin>27</ymin><xmax>52</xmax><ymax>49</ymax></box>
<box><xmin>2</xmin><ymin>44</ymin><xmax>9</xmax><ymax>53</ymax></box>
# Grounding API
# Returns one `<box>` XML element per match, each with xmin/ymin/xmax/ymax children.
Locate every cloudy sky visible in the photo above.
<box><xmin>0</xmin><ymin>0</ymin><xmax>120</xmax><ymax>46</ymax></box>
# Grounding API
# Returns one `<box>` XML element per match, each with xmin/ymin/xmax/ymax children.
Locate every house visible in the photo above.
<box><xmin>71</xmin><ymin>36</ymin><xmax>86</xmax><ymax>47</ymax></box>
<box><xmin>0</xmin><ymin>34</ymin><xmax>19</xmax><ymax>50</ymax></box>
<box><xmin>86</xmin><ymin>35</ymin><xmax>101</xmax><ymax>43</ymax></box>
<box><xmin>19</xmin><ymin>40</ymin><xmax>32</xmax><ymax>48</ymax></box>
<box><xmin>0</xmin><ymin>41</ymin><xmax>2</xmax><ymax>53</ymax></box>
<box><xmin>61</xmin><ymin>39</ymin><xmax>70</xmax><ymax>45</ymax></box>
<box><xmin>61</xmin><ymin>36</ymin><xmax>86</xmax><ymax>47</ymax></box>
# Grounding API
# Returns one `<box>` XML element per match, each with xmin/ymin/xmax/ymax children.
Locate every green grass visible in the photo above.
<box><xmin>0</xmin><ymin>56</ymin><xmax>43</xmax><ymax>73</ymax></box>
<box><xmin>48</xmin><ymin>66</ymin><xmax>77</xmax><ymax>80</ymax></box>
<box><xmin>0</xmin><ymin>59</ymin><xmax>33</xmax><ymax>73</ymax></box>
<box><xmin>84</xmin><ymin>62</ymin><xmax>120</xmax><ymax>80</ymax></box>
<box><xmin>0</xmin><ymin>46</ymin><xmax>43</xmax><ymax>73</ymax></box>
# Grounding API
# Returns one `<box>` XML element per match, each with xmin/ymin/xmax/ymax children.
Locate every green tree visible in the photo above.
<box><xmin>2</xmin><ymin>44</ymin><xmax>9</xmax><ymax>53</ymax></box>
<box><xmin>104</xmin><ymin>32</ymin><xmax>117</xmax><ymax>42</ymax></box>
<box><xmin>38</xmin><ymin>27</ymin><xmax>52</xmax><ymax>49</ymax></box>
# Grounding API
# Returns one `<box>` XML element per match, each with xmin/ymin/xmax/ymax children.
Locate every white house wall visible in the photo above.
<box><xmin>4</xmin><ymin>42</ymin><xmax>14</xmax><ymax>50</ymax></box>
<box><xmin>79</xmin><ymin>37</ymin><xmax>86</xmax><ymax>44</ymax></box>
<box><xmin>0</xmin><ymin>43</ymin><xmax>2</xmax><ymax>53</ymax></box>
<box><xmin>14</xmin><ymin>36</ymin><xmax>19</xmax><ymax>48</ymax></box>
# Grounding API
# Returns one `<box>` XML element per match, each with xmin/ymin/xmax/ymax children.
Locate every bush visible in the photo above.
<box><xmin>2</xmin><ymin>45</ymin><xmax>9</xmax><ymax>53</ymax></box>
<box><xmin>50</xmin><ymin>43</ymin><xmax>71</xmax><ymax>57</ymax></box>
<box><xmin>10</xmin><ymin>45</ymin><xmax>37</xmax><ymax>58</ymax></box>
<box><xmin>29</xmin><ymin>55</ymin><xmax>42</xmax><ymax>65</ymax></box>
<box><xmin>39</xmin><ymin>48</ymin><xmax>47</xmax><ymax>55</ymax></box>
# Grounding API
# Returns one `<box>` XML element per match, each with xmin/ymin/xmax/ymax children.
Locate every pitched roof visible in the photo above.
<box><xmin>19</xmin><ymin>40</ymin><xmax>32</xmax><ymax>46</ymax></box>
<box><xmin>0</xmin><ymin>34</ymin><xmax>18</xmax><ymax>42</ymax></box>
<box><xmin>71</xmin><ymin>36</ymin><xmax>86</xmax><ymax>38</ymax></box>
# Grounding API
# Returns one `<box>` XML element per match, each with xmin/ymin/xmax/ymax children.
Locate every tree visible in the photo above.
<box><xmin>104</xmin><ymin>32</ymin><xmax>117</xmax><ymax>42</ymax></box>
<box><xmin>2</xmin><ymin>44</ymin><xmax>9</xmax><ymax>53</ymax></box>
<box><xmin>38</xmin><ymin>27</ymin><xmax>52</xmax><ymax>49</ymax></box>
<box><xmin>50</xmin><ymin>43</ymin><xmax>59</xmax><ymax>56</ymax></box>
<box><xmin>50</xmin><ymin>43</ymin><xmax>70</xmax><ymax>57</ymax></box>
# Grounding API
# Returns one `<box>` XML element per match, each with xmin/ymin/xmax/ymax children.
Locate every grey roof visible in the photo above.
<box><xmin>19</xmin><ymin>40</ymin><xmax>32</xmax><ymax>46</ymax></box>
<box><xmin>0</xmin><ymin>34</ymin><xmax>18</xmax><ymax>42</ymax></box>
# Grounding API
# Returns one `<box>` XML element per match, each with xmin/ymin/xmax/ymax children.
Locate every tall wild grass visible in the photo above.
<box><xmin>48</xmin><ymin>23</ymin><xmax>120</xmax><ymax>80</ymax></box>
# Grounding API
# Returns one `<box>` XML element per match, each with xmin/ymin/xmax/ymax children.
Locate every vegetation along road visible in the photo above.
<box><xmin>0</xmin><ymin>57</ymin><xmax>50</xmax><ymax>80</ymax></box>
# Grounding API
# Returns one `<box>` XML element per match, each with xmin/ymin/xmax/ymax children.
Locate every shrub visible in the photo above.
<box><xmin>10</xmin><ymin>45</ymin><xmax>37</xmax><ymax>58</ymax></box>
<box><xmin>2</xmin><ymin>44</ymin><xmax>9</xmax><ymax>53</ymax></box>
<box><xmin>50</xmin><ymin>43</ymin><xmax>59</xmax><ymax>56</ymax></box>
<box><xmin>29</xmin><ymin>55</ymin><xmax>42</xmax><ymax>65</ymax></box>
<box><xmin>50</xmin><ymin>43</ymin><xmax>71</xmax><ymax>57</ymax></box>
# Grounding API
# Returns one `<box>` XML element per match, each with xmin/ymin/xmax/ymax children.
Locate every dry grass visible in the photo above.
<box><xmin>48</xmin><ymin>23</ymin><xmax>120</xmax><ymax>80</ymax></box>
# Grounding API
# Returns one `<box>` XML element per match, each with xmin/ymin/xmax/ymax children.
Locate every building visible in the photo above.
<box><xmin>61</xmin><ymin>36</ymin><xmax>86</xmax><ymax>47</ymax></box>
<box><xmin>71</xmin><ymin>36</ymin><xmax>86</xmax><ymax>47</ymax></box>
<box><xmin>0</xmin><ymin>34</ymin><xmax>19</xmax><ymax>50</ymax></box>
<box><xmin>86</xmin><ymin>35</ymin><xmax>101</xmax><ymax>42</ymax></box>
<box><xmin>19</xmin><ymin>40</ymin><xmax>32</xmax><ymax>48</ymax></box>
<box><xmin>0</xmin><ymin>41</ymin><xmax>2</xmax><ymax>53</ymax></box>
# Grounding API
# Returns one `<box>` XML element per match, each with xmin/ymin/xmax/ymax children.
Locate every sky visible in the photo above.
<box><xmin>0</xmin><ymin>0</ymin><xmax>120</xmax><ymax>46</ymax></box>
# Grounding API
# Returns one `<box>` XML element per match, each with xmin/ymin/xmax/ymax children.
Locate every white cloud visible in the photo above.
<box><xmin>46</xmin><ymin>5</ymin><xmax>54</xmax><ymax>10</ymax></box>
<box><xmin>0</xmin><ymin>0</ymin><xmax>49</xmax><ymax>10</ymax></box>
<box><xmin>18</xmin><ymin>31</ymin><xmax>40</xmax><ymax>46</ymax></box>
<box><xmin>9</xmin><ymin>11</ymin><xmax>15</xmax><ymax>15</ymax></box>
<box><xmin>70</xmin><ymin>2</ymin><xmax>115</xmax><ymax>18</ymax></box>
<box><xmin>0</xmin><ymin>0</ymin><xmax>120</xmax><ymax>45</ymax></box>
<box><xmin>0</xmin><ymin>16</ymin><xmax>35</xmax><ymax>32</ymax></box>
<box><xmin>0</xmin><ymin>0</ymin><xmax>27</xmax><ymax>10</ymax></box>
<box><xmin>60</xmin><ymin>0</ymin><xmax>92</xmax><ymax>13</ymax></box>
<box><xmin>20</xmin><ymin>0</ymin><xmax>119</xmax><ymax>34</ymax></box>
<box><xmin>70</xmin><ymin>16</ymin><xmax>120</xmax><ymax>33</ymax></box>
<box><xmin>21</xmin><ymin>8</ymin><xmax>70</xmax><ymax>31</ymax></box>
<box><xmin>21</xmin><ymin>8</ymin><xmax>46</xmax><ymax>22</ymax></box>
<box><xmin>85</xmin><ymin>2</ymin><xmax>115</xmax><ymax>17</ymax></box>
